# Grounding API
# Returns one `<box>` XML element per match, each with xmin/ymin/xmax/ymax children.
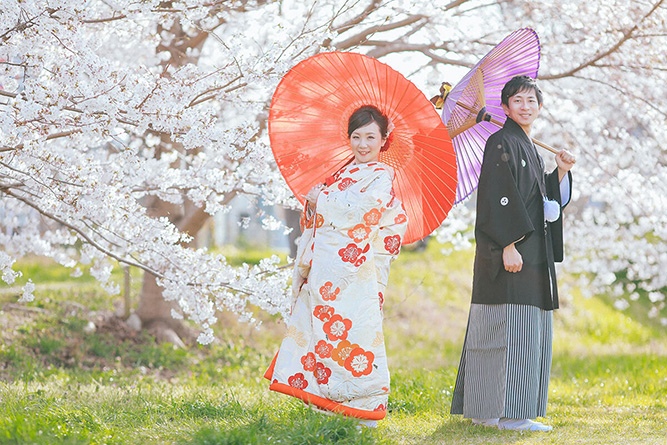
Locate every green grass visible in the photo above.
<box><xmin>1</xmin><ymin>243</ymin><xmax>667</xmax><ymax>444</ymax></box>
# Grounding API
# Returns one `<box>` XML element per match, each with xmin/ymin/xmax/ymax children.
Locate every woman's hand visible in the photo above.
<box><xmin>304</xmin><ymin>183</ymin><xmax>324</xmax><ymax>211</ymax></box>
<box><xmin>503</xmin><ymin>243</ymin><xmax>523</xmax><ymax>273</ymax></box>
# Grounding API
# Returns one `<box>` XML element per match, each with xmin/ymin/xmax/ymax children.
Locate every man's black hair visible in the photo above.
<box><xmin>501</xmin><ymin>75</ymin><xmax>543</xmax><ymax>106</ymax></box>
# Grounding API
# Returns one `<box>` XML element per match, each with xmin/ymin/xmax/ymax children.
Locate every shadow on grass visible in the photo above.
<box><xmin>425</xmin><ymin>416</ymin><xmax>537</xmax><ymax>445</ymax></box>
<box><xmin>184</xmin><ymin>404</ymin><xmax>375</xmax><ymax>445</ymax></box>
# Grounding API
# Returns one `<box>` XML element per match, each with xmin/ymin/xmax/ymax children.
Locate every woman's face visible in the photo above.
<box><xmin>349</xmin><ymin>121</ymin><xmax>386</xmax><ymax>164</ymax></box>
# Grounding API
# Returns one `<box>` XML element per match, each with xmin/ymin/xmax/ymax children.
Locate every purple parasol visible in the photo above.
<box><xmin>440</xmin><ymin>28</ymin><xmax>552</xmax><ymax>205</ymax></box>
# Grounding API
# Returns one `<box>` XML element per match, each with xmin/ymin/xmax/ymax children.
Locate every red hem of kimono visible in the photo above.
<box><xmin>264</xmin><ymin>352</ymin><xmax>386</xmax><ymax>420</ymax></box>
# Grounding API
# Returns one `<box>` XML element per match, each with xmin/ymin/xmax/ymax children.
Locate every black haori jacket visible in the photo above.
<box><xmin>472</xmin><ymin>118</ymin><xmax>572</xmax><ymax>311</ymax></box>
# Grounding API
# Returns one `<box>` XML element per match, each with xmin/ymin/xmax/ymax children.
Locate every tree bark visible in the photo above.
<box><xmin>136</xmin><ymin>271</ymin><xmax>191</xmax><ymax>347</ymax></box>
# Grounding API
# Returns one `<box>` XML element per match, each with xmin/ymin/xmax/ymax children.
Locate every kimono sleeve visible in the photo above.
<box><xmin>369</xmin><ymin>173</ymin><xmax>408</xmax><ymax>296</ymax></box>
<box><xmin>545</xmin><ymin>168</ymin><xmax>572</xmax><ymax>208</ymax></box>
<box><xmin>290</xmin><ymin>203</ymin><xmax>315</xmax><ymax>308</ymax></box>
<box><xmin>545</xmin><ymin>168</ymin><xmax>573</xmax><ymax>263</ymax></box>
<box><xmin>476</xmin><ymin>137</ymin><xmax>534</xmax><ymax>248</ymax></box>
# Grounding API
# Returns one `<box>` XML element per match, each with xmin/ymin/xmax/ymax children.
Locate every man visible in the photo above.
<box><xmin>450</xmin><ymin>76</ymin><xmax>575</xmax><ymax>431</ymax></box>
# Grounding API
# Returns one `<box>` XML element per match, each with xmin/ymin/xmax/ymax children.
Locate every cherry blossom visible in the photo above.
<box><xmin>1</xmin><ymin>0</ymin><xmax>664</xmax><ymax>344</ymax></box>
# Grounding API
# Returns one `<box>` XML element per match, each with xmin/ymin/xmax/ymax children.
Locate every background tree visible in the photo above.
<box><xmin>1</xmin><ymin>0</ymin><xmax>665</xmax><ymax>344</ymax></box>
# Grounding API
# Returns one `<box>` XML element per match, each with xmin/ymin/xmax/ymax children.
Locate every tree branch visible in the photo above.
<box><xmin>365</xmin><ymin>43</ymin><xmax>473</xmax><ymax>69</ymax></box>
<box><xmin>542</xmin><ymin>0</ymin><xmax>665</xmax><ymax>80</ymax></box>
<box><xmin>442</xmin><ymin>0</ymin><xmax>474</xmax><ymax>10</ymax></box>
<box><xmin>332</xmin><ymin>0</ymin><xmax>382</xmax><ymax>34</ymax></box>
<box><xmin>0</xmin><ymin>187</ymin><xmax>261</xmax><ymax>296</ymax></box>
<box><xmin>81</xmin><ymin>1</ymin><xmax>234</xmax><ymax>24</ymax></box>
<box><xmin>81</xmin><ymin>14</ymin><xmax>127</xmax><ymax>24</ymax></box>
<box><xmin>176</xmin><ymin>191</ymin><xmax>236</xmax><ymax>242</ymax></box>
<box><xmin>571</xmin><ymin>74</ymin><xmax>667</xmax><ymax>119</ymax></box>
<box><xmin>0</xmin><ymin>129</ymin><xmax>83</xmax><ymax>153</ymax></box>
<box><xmin>335</xmin><ymin>15</ymin><xmax>427</xmax><ymax>50</ymax></box>
<box><xmin>0</xmin><ymin>88</ymin><xmax>185</xmax><ymax>137</ymax></box>
<box><xmin>0</xmin><ymin>8</ymin><xmax>49</xmax><ymax>41</ymax></box>
<box><xmin>1</xmin><ymin>188</ymin><xmax>160</xmax><ymax>275</ymax></box>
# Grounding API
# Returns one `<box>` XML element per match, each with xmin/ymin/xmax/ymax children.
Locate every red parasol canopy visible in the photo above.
<box><xmin>269</xmin><ymin>51</ymin><xmax>457</xmax><ymax>244</ymax></box>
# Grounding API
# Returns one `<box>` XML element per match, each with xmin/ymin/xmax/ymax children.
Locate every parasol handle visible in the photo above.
<box><xmin>532</xmin><ymin>138</ymin><xmax>559</xmax><ymax>155</ymax></box>
<box><xmin>473</xmin><ymin>106</ymin><xmax>559</xmax><ymax>154</ymax></box>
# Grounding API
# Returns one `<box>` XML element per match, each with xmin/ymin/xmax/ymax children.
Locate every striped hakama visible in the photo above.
<box><xmin>451</xmin><ymin>303</ymin><xmax>553</xmax><ymax>419</ymax></box>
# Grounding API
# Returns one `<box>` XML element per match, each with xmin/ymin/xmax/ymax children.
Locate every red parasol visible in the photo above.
<box><xmin>269</xmin><ymin>51</ymin><xmax>457</xmax><ymax>244</ymax></box>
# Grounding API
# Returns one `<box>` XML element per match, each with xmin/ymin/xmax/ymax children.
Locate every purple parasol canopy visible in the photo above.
<box><xmin>441</xmin><ymin>28</ymin><xmax>541</xmax><ymax>204</ymax></box>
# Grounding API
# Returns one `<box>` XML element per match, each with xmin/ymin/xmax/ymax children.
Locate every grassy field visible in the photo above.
<box><xmin>1</xmin><ymin>242</ymin><xmax>666</xmax><ymax>444</ymax></box>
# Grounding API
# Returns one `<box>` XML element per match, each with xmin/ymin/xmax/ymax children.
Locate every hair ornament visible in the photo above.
<box><xmin>381</xmin><ymin>118</ymin><xmax>394</xmax><ymax>152</ymax></box>
<box><xmin>386</xmin><ymin>118</ymin><xmax>395</xmax><ymax>138</ymax></box>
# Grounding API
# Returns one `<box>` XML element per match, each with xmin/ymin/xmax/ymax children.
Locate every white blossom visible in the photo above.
<box><xmin>1</xmin><ymin>0</ymin><xmax>665</xmax><ymax>341</ymax></box>
<box><xmin>613</xmin><ymin>299</ymin><xmax>630</xmax><ymax>311</ymax></box>
<box><xmin>19</xmin><ymin>280</ymin><xmax>36</xmax><ymax>303</ymax></box>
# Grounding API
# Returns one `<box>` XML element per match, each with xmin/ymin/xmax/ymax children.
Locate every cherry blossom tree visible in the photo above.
<box><xmin>1</xmin><ymin>0</ymin><xmax>665</xmax><ymax>345</ymax></box>
<box><xmin>1</xmin><ymin>0</ymin><xmax>336</xmax><ymax>344</ymax></box>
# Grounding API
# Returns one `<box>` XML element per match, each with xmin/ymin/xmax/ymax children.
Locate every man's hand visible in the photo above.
<box><xmin>556</xmin><ymin>149</ymin><xmax>576</xmax><ymax>181</ymax></box>
<box><xmin>503</xmin><ymin>243</ymin><xmax>523</xmax><ymax>273</ymax></box>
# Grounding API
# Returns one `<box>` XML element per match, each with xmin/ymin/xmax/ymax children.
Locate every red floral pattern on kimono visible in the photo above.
<box><xmin>338</xmin><ymin>243</ymin><xmax>362</xmax><ymax>263</ymax></box>
<box><xmin>348</xmin><ymin>224</ymin><xmax>371</xmax><ymax>243</ymax></box>
<box><xmin>315</xmin><ymin>340</ymin><xmax>334</xmax><ymax>358</ymax></box>
<box><xmin>338</xmin><ymin>177</ymin><xmax>356</xmax><ymax>190</ymax></box>
<box><xmin>323</xmin><ymin>314</ymin><xmax>352</xmax><ymax>341</ymax></box>
<box><xmin>314</xmin><ymin>362</ymin><xmax>332</xmax><ymax>384</ymax></box>
<box><xmin>339</xmin><ymin>243</ymin><xmax>370</xmax><ymax>267</ymax></box>
<box><xmin>319</xmin><ymin>282</ymin><xmax>340</xmax><ymax>301</ymax></box>
<box><xmin>313</xmin><ymin>305</ymin><xmax>335</xmax><ymax>322</ymax></box>
<box><xmin>383</xmin><ymin>235</ymin><xmax>401</xmax><ymax>255</ymax></box>
<box><xmin>363</xmin><ymin>208</ymin><xmax>382</xmax><ymax>226</ymax></box>
<box><xmin>266</xmin><ymin>162</ymin><xmax>407</xmax><ymax>419</ymax></box>
<box><xmin>288</xmin><ymin>373</ymin><xmax>308</xmax><ymax>390</ymax></box>
<box><xmin>331</xmin><ymin>339</ymin><xmax>360</xmax><ymax>367</ymax></box>
<box><xmin>301</xmin><ymin>352</ymin><xmax>316</xmax><ymax>372</ymax></box>
<box><xmin>344</xmin><ymin>347</ymin><xmax>374</xmax><ymax>377</ymax></box>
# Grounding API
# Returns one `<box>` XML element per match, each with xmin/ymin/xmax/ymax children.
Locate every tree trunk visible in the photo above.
<box><xmin>135</xmin><ymin>189</ymin><xmax>236</xmax><ymax>345</ymax></box>
<box><xmin>284</xmin><ymin>208</ymin><xmax>302</xmax><ymax>259</ymax></box>
<box><xmin>134</xmin><ymin>203</ymin><xmax>209</xmax><ymax>346</ymax></box>
<box><xmin>132</xmin><ymin>17</ymin><xmax>213</xmax><ymax>346</ymax></box>
<box><xmin>136</xmin><ymin>271</ymin><xmax>192</xmax><ymax>347</ymax></box>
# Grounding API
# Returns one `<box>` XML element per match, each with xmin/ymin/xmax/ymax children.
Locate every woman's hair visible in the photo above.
<box><xmin>501</xmin><ymin>75</ymin><xmax>543</xmax><ymax>106</ymax></box>
<box><xmin>347</xmin><ymin>105</ymin><xmax>389</xmax><ymax>139</ymax></box>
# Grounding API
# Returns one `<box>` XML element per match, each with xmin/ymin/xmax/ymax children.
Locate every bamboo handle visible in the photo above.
<box><xmin>485</xmin><ymin>115</ymin><xmax>558</xmax><ymax>154</ymax></box>
<box><xmin>456</xmin><ymin>103</ymin><xmax>561</xmax><ymax>155</ymax></box>
<box><xmin>532</xmin><ymin>138</ymin><xmax>559</xmax><ymax>154</ymax></box>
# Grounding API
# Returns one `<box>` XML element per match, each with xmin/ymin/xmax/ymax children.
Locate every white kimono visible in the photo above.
<box><xmin>265</xmin><ymin>161</ymin><xmax>408</xmax><ymax>420</ymax></box>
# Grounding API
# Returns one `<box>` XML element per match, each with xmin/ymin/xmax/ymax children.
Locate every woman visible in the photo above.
<box><xmin>265</xmin><ymin>105</ymin><xmax>408</xmax><ymax>426</ymax></box>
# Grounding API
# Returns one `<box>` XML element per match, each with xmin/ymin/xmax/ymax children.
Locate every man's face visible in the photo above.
<box><xmin>502</xmin><ymin>88</ymin><xmax>542</xmax><ymax>133</ymax></box>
